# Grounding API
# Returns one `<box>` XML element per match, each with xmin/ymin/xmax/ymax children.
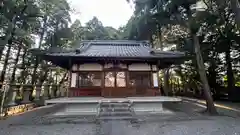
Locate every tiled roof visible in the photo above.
<box><xmin>46</xmin><ymin>40</ymin><xmax>185</xmax><ymax>58</ymax></box>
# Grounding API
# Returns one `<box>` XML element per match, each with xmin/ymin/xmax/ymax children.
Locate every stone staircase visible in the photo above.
<box><xmin>97</xmin><ymin>100</ymin><xmax>136</xmax><ymax>120</ymax></box>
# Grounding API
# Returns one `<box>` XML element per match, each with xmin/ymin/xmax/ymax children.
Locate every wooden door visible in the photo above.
<box><xmin>102</xmin><ymin>70</ymin><xmax>127</xmax><ymax>97</ymax></box>
<box><xmin>135</xmin><ymin>73</ymin><xmax>148</xmax><ymax>95</ymax></box>
<box><xmin>103</xmin><ymin>71</ymin><xmax>115</xmax><ymax>97</ymax></box>
<box><xmin>135</xmin><ymin>76</ymin><xmax>144</xmax><ymax>95</ymax></box>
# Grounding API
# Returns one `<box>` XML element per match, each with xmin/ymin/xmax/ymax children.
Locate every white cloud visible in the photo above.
<box><xmin>68</xmin><ymin>0</ymin><xmax>134</xmax><ymax>29</ymax></box>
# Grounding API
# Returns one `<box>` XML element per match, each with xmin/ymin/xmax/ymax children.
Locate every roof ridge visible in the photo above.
<box><xmin>76</xmin><ymin>41</ymin><xmax>92</xmax><ymax>54</ymax></box>
<box><xmin>90</xmin><ymin>43</ymin><xmax>141</xmax><ymax>46</ymax></box>
<box><xmin>80</xmin><ymin>40</ymin><xmax>149</xmax><ymax>44</ymax></box>
<box><xmin>81</xmin><ymin>40</ymin><xmax>141</xmax><ymax>42</ymax></box>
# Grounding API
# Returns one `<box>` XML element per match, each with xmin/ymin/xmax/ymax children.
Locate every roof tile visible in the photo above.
<box><xmin>47</xmin><ymin>40</ymin><xmax>185</xmax><ymax>58</ymax></box>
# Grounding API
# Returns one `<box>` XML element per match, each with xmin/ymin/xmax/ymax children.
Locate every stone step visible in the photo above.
<box><xmin>97</xmin><ymin>101</ymin><xmax>135</xmax><ymax>121</ymax></box>
<box><xmin>100</xmin><ymin>100</ymin><xmax>131</xmax><ymax>103</ymax></box>
<box><xmin>99</xmin><ymin>103</ymin><xmax>131</xmax><ymax>108</ymax></box>
<box><xmin>97</xmin><ymin>116</ymin><xmax>135</xmax><ymax>120</ymax></box>
<box><xmin>98</xmin><ymin>111</ymin><xmax>133</xmax><ymax>117</ymax></box>
<box><xmin>99</xmin><ymin>107</ymin><xmax>131</xmax><ymax>112</ymax></box>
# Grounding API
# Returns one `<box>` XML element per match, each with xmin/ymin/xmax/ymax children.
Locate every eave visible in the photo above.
<box><xmin>42</xmin><ymin>54</ymin><xmax>186</xmax><ymax>69</ymax></box>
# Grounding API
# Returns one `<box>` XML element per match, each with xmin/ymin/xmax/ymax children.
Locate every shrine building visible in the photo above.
<box><xmin>40</xmin><ymin>40</ymin><xmax>185</xmax><ymax>98</ymax></box>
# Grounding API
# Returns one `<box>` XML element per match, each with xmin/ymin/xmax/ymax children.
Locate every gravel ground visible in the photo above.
<box><xmin>1</xmin><ymin>116</ymin><xmax>240</xmax><ymax>135</ymax></box>
<box><xmin>1</xmin><ymin>102</ymin><xmax>240</xmax><ymax>135</ymax></box>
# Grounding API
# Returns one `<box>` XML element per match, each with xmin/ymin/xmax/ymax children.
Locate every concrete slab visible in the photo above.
<box><xmin>46</xmin><ymin>96</ymin><xmax>181</xmax><ymax>115</ymax></box>
<box><xmin>52</xmin><ymin>111</ymin><xmax>96</xmax><ymax>116</ymax></box>
<box><xmin>45</xmin><ymin>97</ymin><xmax>103</xmax><ymax>104</ymax></box>
<box><xmin>45</xmin><ymin>96</ymin><xmax>182</xmax><ymax>105</ymax></box>
<box><xmin>128</xmin><ymin>96</ymin><xmax>181</xmax><ymax>102</ymax></box>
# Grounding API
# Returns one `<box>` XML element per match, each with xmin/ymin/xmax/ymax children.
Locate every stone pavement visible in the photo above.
<box><xmin>1</xmin><ymin>101</ymin><xmax>240</xmax><ymax>135</ymax></box>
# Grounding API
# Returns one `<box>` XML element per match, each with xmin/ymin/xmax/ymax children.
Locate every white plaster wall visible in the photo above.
<box><xmin>104</xmin><ymin>63</ymin><xmax>127</xmax><ymax>69</ymax></box>
<box><xmin>128</xmin><ymin>63</ymin><xmax>151</xmax><ymax>71</ymax></box>
<box><xmin>71</xmin><ymin>73</ymin><xmax>77</xmax><ymax>87</ymax></box>
<box><xmin>152</xmin><ymin>65</ymin><xmax>157</xmax><ymax>71</ymax></box>
<box><xmin>152</xmin><ymin>73</ymin><xmax>159</xmax><ymax>87</ymax></box>
<box><xmin>104</xmin><ymin>63</ymin><xmax>114</xmax><ymax>68</ymax></box>
<box><xmin>79</xmin><ymin>63</ymin><xmax>102</xmax><ymax>71</ymax></box>
<box><xmin>119</xmin><ymin>64</ymin><xmax>127</xmax><ymax>68</ymax></box>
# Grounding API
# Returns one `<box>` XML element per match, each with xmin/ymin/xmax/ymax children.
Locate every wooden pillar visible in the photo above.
<box><xmin>101</xmin><ymin>63</ymin><xmax>104</xmax><ymax>97</ymax></box>
<box><xmin>68</xmin><ymin>58</ymin><xmax>72</xmax><ymax>97</ymax></box>
<box><xmin>126</xmin><ymin>63</ymin><xmax>132</xmax><ymax>95</ymax></box>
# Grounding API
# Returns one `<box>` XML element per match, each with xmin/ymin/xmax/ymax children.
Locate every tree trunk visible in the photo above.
<box><xmin>193</xmin><ymin>34</ymin><xmax>218</xmax><ymax>114</ymax></box>
<box><xmin>156</xmin><ymin>24</ymin><xmax>163</xmax><ymax>50</ymax></box>
<box><xmin>31</xmin><ymin>16</ymin><xmax>47</xmax><ymax>85</ymax></box>
<box><xmin>10</xmin><ymin>46</ymin><xmax>21</xmax><ymax>83</ymax></box>
<box><xmin>149</xmin><ymin>35</ymin><xmax>154</xmax><ymax>47</ymax></box>
<box><xmin>4</xmin><ymin>46</ymin><xmax>22</xmax><ymax>105</ymax></box>
<box><xmin>163</xmin><ymin>68</ymin><xmax>170</xmax><ymax>96</ymax></box>
<box><xmin>59</xmin><ymin>72</ymin><xmax>67</xmax><ymax>85</ymax></box>
<box><xmin>19</xmin><ymin>49</ymin><xmax>28</xmax><ymax>84</ymax></box>
<box><xmin>177</xmin><ymin>78</ymin><xmax>181</xmax><ymax>92</ymax></box>
<box><xmin>0</xmin><ymin>46</ymin><xmax>5</xmax><ymax>61</ymax></box>
<box><xmin>0</xmin><ymin>0</ymin><xmax>28</xmax><ymax>60</ymax></box>
<box><xmin>0</xmin><ymin>15</ymin><xmax>17</xmax><ymax>61</ymax></box>
<box><xmin>208</xmin><ymin>59</ymin><xmax>217</xmax><ymax>97</ymax></box>
<box><xmin>38</xmin><ymin>68</ymin><xmax>49</xmax><ymax>89</ymax></box>
<box><xmin>0</xmin><ymin>44</ymin><xmax>12</xmax><ymax>83</ymax></box>
<box><xmin>226</xmin><ymin>45</ymin><xmax>235</xmax><ymax>100</ymax></box>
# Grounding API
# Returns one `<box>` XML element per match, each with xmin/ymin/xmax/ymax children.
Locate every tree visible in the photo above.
<box><xmin>31</xmin><ymin>0</ymin><xmax>71</xmax><ymax>88</ymax></box>
<box><xmin>126</xmin><ymin>0</ymin><xmax>219</xmax><ymax>114</ymax></box>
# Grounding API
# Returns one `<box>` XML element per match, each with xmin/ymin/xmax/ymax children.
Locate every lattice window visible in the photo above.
<box><xmin>129</xmin><ymin>72</ymin><xmax>151</xmax><ymax>88</ymax></box>
<box><xmin>77</xmin><ymin>72</ymin><xmax>101</xmax><ymax>87</ymax></box>
<box><xmin>116</xmin><ymin>72</ymin><xmax>126</xmax><ymax>87</ymax></box>
<box><xmin>104</xmin><ymin>72</ymin><xmax>115</xmax><ymax>87</ymax></box>
<box><xmin>104</xmin><ymin>71</ymin><xmax>127</xmax><ymax>87</ymax></box>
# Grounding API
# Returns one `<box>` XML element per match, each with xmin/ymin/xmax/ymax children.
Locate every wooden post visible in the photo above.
<box><xmin>126</xmin><ymin>63</ymin><xmax>130</xmax><ymax>89</ymax></box>
<box><xmin>101</xmin><ymin>63</ymin><xmax>104</xmax><ymax>97</ymax></box>
<box><xmin>68</xmin><ymin>58</ymin><xmax>72</xmax><ymax>97</ymax></box>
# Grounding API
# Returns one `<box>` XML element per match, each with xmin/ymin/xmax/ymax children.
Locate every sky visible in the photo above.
<box><xmin>68</xmin><ymin>0</ymin><xmax>134</xmax><ymax>29</ymax></box>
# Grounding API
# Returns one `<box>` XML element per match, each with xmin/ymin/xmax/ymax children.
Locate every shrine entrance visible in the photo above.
<box><xmin>102</xmin><ymin>69</ymin><xmax>128</xmax><ymax>97</ymax></box>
